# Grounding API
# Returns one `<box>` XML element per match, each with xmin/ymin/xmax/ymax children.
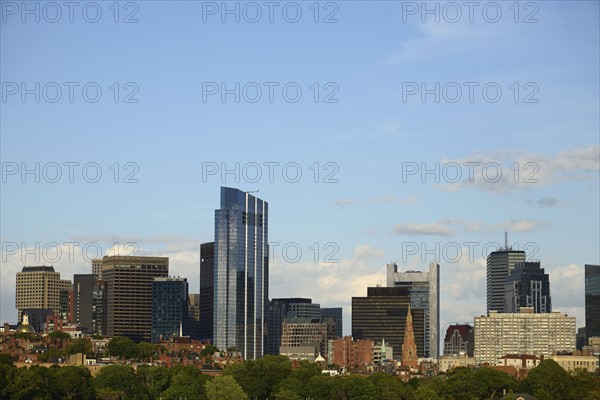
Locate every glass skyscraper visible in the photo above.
<box><xmin>585</xmin><ymin>264</ymin><xmax>600</xmax><ymax>341</ymax></box>
<box><xmin>486</xmin><ymin>244</ymin><xmax>526</xmax><ymax>313</ymax></box>
<box><xmin>151</xmin><ymin>277</ymin><xmax>189</xmax><ymax>343</ymax></box>
<box><xmin>503</xmin><ymin>261</ymin><xmax>551</xmax><ymax>313</ymax></box>
<box><xmin>214</xmin><ymin>187</ymin><xmax>268</xmax><ymax>360</ymax></box>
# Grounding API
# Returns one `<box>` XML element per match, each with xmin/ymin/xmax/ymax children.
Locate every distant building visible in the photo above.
<box><xmin>73</xmin><ymin>274</ymin><xmax>96</xmax><ymax>332</ymax></box>
<box><xmin>151</xmin><ymin>277</ymin><xmax>189</xmax><ymax>342</ymax></box>
<box><xmin>266</xmin><ymin>298</ymin><xmax>313</xmax><ymax>355</ymax></box>
<box><xmin>199</xmin><ymin>242</ymin><xmax>214</xmax><ymax>343</ymax></box>
<box><xmin>330</xmin><ymin>336</ymin><xmax>392</xmax><ymax>372</ymax></box>
<box><xmin>21</xmin><ymin>308</ymin><xmax>53</xmax><ymax>333</ymax></box>
<box><xmin>91</xmin><ymin>259</ymin><xmax>103</xmax><ymax>280</ymax></box>
<box><xmin>437</xmin><ymin>354</ymin><xmax>475</xmax><ymax>373</ymax></box>
<box><xmin>444</xmin><ymin>324</ymin><xmax>474</xmax><ymax>357</ymax></box>
<box><xmin>102</xmin><ymin>255</ymin><xmax>169</xmax><ymax>342</ymax></box>
<box><xmin>387</xmin><ymin>262</ymin><xmax>439</xmax><ymax>357</ymax></box>
<box><xmin>576</xmin><ymin>327</ymin><xmax>586</xmax><ymax>350</ymax></box>
<box><xmin>188</xmin><ymin>293</ymin><xmax>201</xmax><ymax>340</ymax></box>
<box><xmin>92</xmin><ymin>280</ymin><xmax>107</xmax><ymax>336</ymax></box>
<box><xmin>15</xmin><ymin>266</ymin><xmax>72</xmax><ymax>320</ymax></box>
<box><xmin>280</xmin><ymin>317</ymin><xmax>334</xmax><ymax>359</ymax></box>
<box><xmin>585</xmin><ymin>264</ymin><xmax>600</xmax><ymax>341</ymax></box>
<box><xmin>504</xmin><ymin>261</ymin><xmax>551</xmax><ymax>313</ymax></box>
<box><xmin>486</xmin><ymin>238</ymin><xmax>526</xmax><ymax>313</ymax></box>
<box><xmin>352</xmin><ymin>286</ymin><xmax>425</xmax><ymax>359</ymax></box>
<box><xmin>321</xmin><ymin>307</ymin><xmax>343</xmax><ymax>338</ymax></box>
<box><xmin>213</xmin><ymin>187</ymin><xmax>268</xmax><ymax>360</ymax></box>
<box><xmin>474</xmin><ymin>308</ymin><xmax>576</xmax><ymax>365</ymax></box>
<box><xmin>550</xmin><ymin>354</ymin><xmax>599</xmax><ymax>372</ymax></box>
<box><xmin>288</xmin><ymin>302</ymin><xmax>321</xmax><ymax>318</ymax></box>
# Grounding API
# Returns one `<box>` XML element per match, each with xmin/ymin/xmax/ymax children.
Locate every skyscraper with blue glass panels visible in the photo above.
<box><xmin>214</xmin><ymin>187</ymin><xmax>268</xmax><ymax>360</ymax></box>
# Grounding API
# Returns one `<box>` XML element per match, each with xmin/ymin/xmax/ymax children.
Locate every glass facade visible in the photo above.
<box><xmin>486</xmin><ymin>248</ymin><xmax>526</xmax><ymax>313</ymax></box>
<box><xmin>585</xmin><ymin>264</ymin><xmax>600</xmax><ymax>341</ymax></box>
<box><xmin>503</xmin><ymin>261</ymin><xmax>551</xmax><ymax>313</ymax></box>
<box><xmin>214</xmin><ymin>187</ymin><xmax>268</xmax><ymax>360</ymax></box>
<box><xmin>151</xmin><ymin>278</ymin><xmax>189</xmax><ymax>343</ymax></box>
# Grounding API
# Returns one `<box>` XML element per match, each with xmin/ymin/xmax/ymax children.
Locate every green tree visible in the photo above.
<box><xmin>65</xmin><ymin>339</ymin><xmax>92</xmax><ymax>356</ymax></box>
<box><xmin>273</xmin><ymin>387</ymin><xmax>303</xmax><ymax>400</ymax></box>
<box><xmin>370</xmin><ymin>372</ymin><xmax>414</xmax><ymax>400</ymax></box>
<box><xmin>136</xmin><ymin>365</ymin><xmax>172</xmax><ymax>399</ymax></box>
<box><xmin>6</xmin><ymin>366</ymin><xmax>51</xmax><ymax>400</ymax></box>
<box><xmin>106</xmin><ymin>337</ymin><xmax>137</xmax><ymax>360</ymax></box>
<box><xmin>48</xmin><ymin>366</ymin><xmax>95</xmax><ymax>400</ymax></box>
<box><xmin>0</xmin><ymin>353</ymin><xmax>14</xmax><ymax>366</ymax></box>
<box><xmin>291</xmin><ymin>359</ymin><xmax>322</xmax><ymax>384</ymax></box>
<box><xmin>306</xmin><ymin>374</ymin><xmax>334</xmax><ymax>400</ymax></box>
<box><xmin>94</xmin><ymin>365</ymin><xmax>144</xmax><ymax>400</ymax></box>
<box><xmin>201</xmin><ymin>344</ymin><xmax>219</xmax><ymax>357</ymax></box>
<box><xmin>135</xmin><ymin>342</ymin><xmax>158</xmax><ymax>362</ymax></box>
<box><xmin>160</xmin><ymin>365</ymin><xmax>209</xmax><ymax>400</ymax></box>
<box><xmin>330</xmin><ymin>375</ymin><xmax>377</xmax><ymax>400</ymax></box>
<box><xmin>225</xmin><ymin>355</ymin><xmax>292</xmax><ymax>399</ymax></box>
<box><xmin>520</xmin><ymin>359</ymin><xmax>573</xmax><ymax>399</ymax></box>
<box><xmin>414</xmin><ymin>385</ymin><xmax>443</xmax><ymax>400</ymax></box>
<box><xmin>205</xmin><ymin>375</ymin><xmax>248</xmax><ymax>400</ymax></box>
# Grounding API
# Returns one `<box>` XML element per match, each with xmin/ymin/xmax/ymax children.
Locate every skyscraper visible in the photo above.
<box><xmin>214</xmin><ymin>187</ymin><xmax>268</xmax><ymax>359</ymax></box>
<box><xmin>15</xmin><ymin>266</ymin><xmax>72</xmax><ymax>320</ymax></box>
<box><xmin>486</xmin><ymin>238</ymin><xmax>526</xmax><ymax>313</ymax></box>
<box><xmin>387</xmin><ymin>262</ymin><xmax>440</xmax><ymax>358</ymax></box>
<box><xmin>73</xmin><ymin>274</ymin><xmax>95</xmax><ymax>332</ymax></box>
<box><xmin>200</xmin><ymin>242</ymin><xmax>215</xmax><ymax>343</ymax></box>
<box><xmin>352</xmin><ymin>286</ymin><xmax>425</xmax><ymax>358</ymax></box>
<box><xmin>102</xmin><ymin>255</ymin><xmax>169</xmax><ymax>342</ymax></box>
<box><xmin>585</xmin><ymin>264</ymin><xmax>600</xmax><ymax>341</ymax></box>
<box><xmin>504</xmin><ymin>261</ymin><xmax>551</xmax><ymax>313</ymax></box>
<box><xmin>151</xmin><ymin>277</ymin><xmax>189</xmax><ymax>342</ymax></box>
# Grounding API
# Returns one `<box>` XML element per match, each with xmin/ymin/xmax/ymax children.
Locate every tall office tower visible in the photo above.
<box><xmin>214</xmin><ymin>187</ymin><xmax>268</xmax><ymax>360</ymax></box>
<box><xmin>401</xmin><ymin>305</ymin><xmax>418</xmax><ymax>369</ymax></box>
<box><xmin>504</xmin><ymin>261</ymin><xmax>551</xmax><ymax>313</ymax></box>
<box><xmin>199</xmin><ymin>242</ymin><xmax>215</xmax><ymax>342</ymax></box>
<box><xmin>487</xmin><ymin>235</ymin><xmax>526</xmax><ymax>313</ymax></box>
<box><xmin>102</xmin><ymin>255</ymin><xmax>169</xmax><ymax>342</ymax></box>
<box><xmin>59</xmin><ymin>289</ymin><xmax>73</xmax><ymax>323</ymax></box>
<box><xmin>352</xmin><ymin>286</ymin><xmax>425</xmax><ymax>358</ymax></box>
<box><xmin>188</xmin><ymin>293</ymin><xmax>201</xmax><ymax>340</ymax></box>
<box><xmin>444</xmin><ymin>324</ymin><xmax>474</xmax><ymax>356</ymax></box>
<box><xmin>266</xmin><ymin>298</ymin><xmax>313</xmax><ymax>355</ymax></box>
<box><xmin>474</xmin><ymin>308</ymin><xmax>576</xmax><ymax>365</ymax></box>
<box><xmin>91</xmin><ymin>259</ymin><xmax>103</xmax><ymax>280</ymax></box>
<box><xmin>288</xmin><ymin>302</ymin><xmax>321</xmax><ymax>318</ymax></box>
<box><xmin>92</xmin><ymin>280</ymin><xmax>107</xmax><ymax>335</ymax></box>
<box><xmin>73</xmin><ymin>274</ymin><xmax>96</xmax><ymax>331</ymax></box>
<box><xmin>585</xmin><ymin>264</ymin><xmax>600</xmax><ymax>340</ymax></box>
<box><xmin>280</xmin><ymin>317</ymin><xmax>335</xmax><ymax>358</ymax></box>
<box><xmin>321</xmin><ymin>307</ymin><xmax>343</xmax><ymax>338</ymax></box>
<box><xmin>15</xmin><ymin>266</ymin><xmax>72</xmax><ymax>320</ymax></box>
<box><xmin>151</xmin><ymin>277</ymin><xmax>189</xmax><ymax>342</ymax></box>
<box><xmin>386</xmin><ymin>262</ymin><xmax>440</xmax><ymax>358</ymax></box>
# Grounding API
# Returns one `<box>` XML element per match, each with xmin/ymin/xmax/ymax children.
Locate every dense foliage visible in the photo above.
<box><xmin>0</xmin><ymin>357</ymin><xmax>598</xmax><ymax>400</ymax></box>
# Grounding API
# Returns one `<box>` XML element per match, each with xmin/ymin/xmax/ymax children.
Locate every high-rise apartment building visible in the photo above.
<box><xmin>102</xmin><ymin>255</ymin><xmax>169</xmax><ymax>342</ymax></box>
<box><xmin>444</xmin><ymin>324</ymin><xmax>474</xmax><ymax>356</ymax></box>
<box><xmin>321</xmin><ymin>307</ymin><xmax>343</xmax><ymax>338</ymax></box>
<box><xmin>474</xmin><ymin>308</ymin><xmax>576</xmax><ymax>365</ymax></box>
<box><xmin>266</xmin><ymin>298</ymin><xmax>313</xmax><ymax>355</ymax></box>
<box><xmin>15</xmin><ymin>266</ymin><xmax>72</xmax><ymax>320</ymax></box>
<box><xmin>151</xmin><ymin>277</ymin><xmax>189</xmax><ymax>342</ymax></box>
<box><xmin>214</xmin><ymin>187</ymin><xmax>268</xmax><ymax>360</ymax></box>
<box><xmin>387</xmin><ymin>262</ymin><xmax>439</xmax><ymax>358</ymax></box>
<box><xmin>504</xmin><ymin>261</ymin><xmax>551</xmax><ymax>313</ymax></box>
<box><xmin>487</xmin><ymin>239</ymin><xmax>526</xmax><ymax>313</ymax></box>
<box><xmin>352</xmin><ymin>286</ymin><xmax>425</xmax><ymax>358</ymax></box>
<box><xmin>585</xmin><ymin>264</ymin><xmax>600</xmax><ymax>340</ymax></box>
<box><xmin>199</xmin><ymin>242</ymin><xmax>214</xmax><ymax>342</ymax></box>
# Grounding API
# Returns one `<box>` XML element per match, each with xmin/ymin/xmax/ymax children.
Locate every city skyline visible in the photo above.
<box><xmin>2</xmin><ymin>1</ymin><xmax>599</xmax><ymax>344</ymax></box>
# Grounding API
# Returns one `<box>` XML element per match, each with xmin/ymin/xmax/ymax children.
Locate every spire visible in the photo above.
<box><xmin>402</xmin><ymin>303</ymin><xmax>418</xmax><ymax>369</ymax></box>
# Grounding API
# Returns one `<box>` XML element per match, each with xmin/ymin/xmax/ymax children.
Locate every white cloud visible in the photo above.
<box><xmin>392</xmin><ymin>222</ymin><xmax>455</xmax><ymax>237</ymax></box>
<box><xmin>391</xmin><ymin>218</ymin><xmax>541</xmax><ymax>237</ymax></box>
<box><xmin>334</xmin><ymin>198</ymin><xmax>356</xmax><ymax>208</ymax></box>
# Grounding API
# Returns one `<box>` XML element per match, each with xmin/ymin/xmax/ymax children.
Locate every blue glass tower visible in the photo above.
<box><xmin>214</xmin><ymin>187</ymin><xmax>268</xmax><ymax>359</ymax></box>
<box><xmin>151</xmin><ymin>277</ymin><xmax>189</xmax><ymax>342</ymax></box>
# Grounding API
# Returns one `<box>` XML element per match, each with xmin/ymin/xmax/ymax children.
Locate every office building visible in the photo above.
<box><xmin>280</xmin><ymin>317</ymin><xmax>334</xmax><ymax>358</ymax></box>
<box><xmin>199</xmin><ymin>242</ymin><xmax>214</xmax><ymax>342</ymax></box>
<box><xmin>188</xmin><ymin>293</ymin><xmax>201</xmax><ymax>340</ymax></box>
<box><xmin>102</xmin><ymin>255</ymin><xmax>169</xmax><ymax>342</ymax></box>
<box><xmin>15</xmin><ymin>266</ymin><xmax>72</xmax><ymax>320</ymax></box>
<box><xmin>352</xmin><ymin>286</ymin><xmax>425</xmax><ymax>358</ymax></box>
<box><xmin>321</xmin><ymin>307</ymin><xmax>343</xmax><ymax>338</ymax></box>
<box><xmin>585</xmin><ymin>264</ymin><xmax>600</xmax><ymax>341</ymax></box>
<box><xmin>443</xmin><ymin>324</ymin><xmax>474</xmax><ymax>356</ymax></box>
<box><xmin>73</xmin><ymin>274</ymin><xmax>95</xmax><ymax>332</ymax></box>
<box><xmin>92</xmin><ymin>280</ymin><xmax>107</xmax><ymax>335</ymax></box>
<box><xmin>474</xmin><ymin>308</ymin><xmax>576</xmax><ymax>365</ymax></box>
<box><xmin>504</xmin><ymin>261</ymin><xmax>551</xmax><ymax>313</ymax></box>
<box><xmin>288</xmin><ymin>302</ymin><xmax>321</xmax><ymax>318</ymax></box>
<box><xmin>487</xmin><ymin>238</ymin><xmax>526</xmax><ymax>313</ymax></box>
<box><xmin>151</xmin><ymin>277</ymin><xmax>189</xmax><ymax>342</ymax></box>
<box><xmin>266</xmin><ymin>298</ymin><xmax>313</xmax><ymax>355</ymax></box>
<box><xmin>387</xmin><ymin>262</ymin><xmax>439</xmax><ymax>358</ymax></box>
<box><xmin>214</xmin><ymin>187</ymin><xmax>268</xmax><ymax>360</ymax></box>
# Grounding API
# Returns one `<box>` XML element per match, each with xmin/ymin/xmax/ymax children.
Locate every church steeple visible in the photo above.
<box><xmin>401</xmin><ymin>303</ymin><xmax>418</xmax><ymax>369</ymax></box>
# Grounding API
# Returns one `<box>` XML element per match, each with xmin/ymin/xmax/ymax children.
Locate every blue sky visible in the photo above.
<box><xmin>1</xmin><ymin>1</ymin><xmax>599</xmax><ymax>340</ymax></box>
